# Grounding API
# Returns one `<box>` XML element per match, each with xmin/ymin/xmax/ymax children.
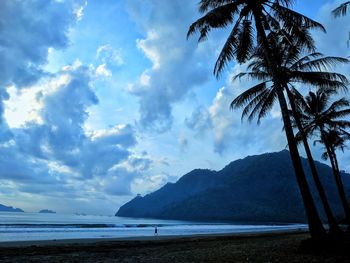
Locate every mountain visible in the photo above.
<box><xmin>116</xmin><ymin>150</ymin><xmax>350</xmax><ymax>223</ymax></box>
<box><xmin>0</xmin><ymin>204</ymin><xmax>24</xmax><ymax>212</ymax></box>
<box><xmin>39</xmin><ymin>209</ymin><xmax>56</xmax><ymax>214</ymax></box>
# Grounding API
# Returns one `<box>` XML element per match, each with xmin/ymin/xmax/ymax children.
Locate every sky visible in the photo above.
<box><xmin>0</xmin><ymin>0</ymin><xmax>349</xmax><ymax>215</ymax></box>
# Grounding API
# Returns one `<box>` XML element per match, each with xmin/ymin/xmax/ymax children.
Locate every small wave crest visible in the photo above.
<box><xmin>0</xmin><ymin>223</ymin><xmax>170</xmax><ymax>229</ymax></box>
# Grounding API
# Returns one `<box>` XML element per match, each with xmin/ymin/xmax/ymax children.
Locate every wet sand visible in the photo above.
<box><xmin>1</xmin><ymin>231</ymin><xmax>349</xmax><ymax>262</ymax></box>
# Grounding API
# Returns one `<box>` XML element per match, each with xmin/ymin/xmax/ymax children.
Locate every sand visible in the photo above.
<box><xmin>0</xmin><ymin>231</ymin><xmax>349</xmax><ymax>262</ymax></box>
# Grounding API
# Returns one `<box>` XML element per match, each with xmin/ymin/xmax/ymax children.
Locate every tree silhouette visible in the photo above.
<box><xmin>188</xmin><ymin>0</ymin><xmax>327</xmax><ymax>240</ymax></box>
<box><xmin>231</xmin><ymin>31</ymin><xmax>349</xmax><ymax>234</ymax></box>
<box><xmin>316</xmin><ymin>130</ymin><xmax>348</xmax><ymax>163</ymax></box>
<box><xmin>295</xmin><ymin>88</ymin><xmax>350</xmax><ymax>224</ymax></box>
<box><xmin>332</xmin><ymin>2</ymin><xmax>350</xmax><ymax>17</ymax></box>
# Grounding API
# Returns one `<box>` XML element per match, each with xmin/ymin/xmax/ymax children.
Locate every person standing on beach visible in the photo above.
<box><xmin>154</xmin><ymin>226</ymin><xmax>158</xmax><ymax>236</ymax></box>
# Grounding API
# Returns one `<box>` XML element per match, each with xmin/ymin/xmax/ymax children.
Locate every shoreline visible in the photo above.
<box><xmin>0</xmin><ymin>228</ymin><xmax>308</xmax><ymax>248</ymax></box>
<box><xmin>1</xmin><ymin>231</ymin><xmax>349</xmax><ymax>263</ymax></box>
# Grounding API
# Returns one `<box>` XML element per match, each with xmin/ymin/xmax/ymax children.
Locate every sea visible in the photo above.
<box><xmin>0</xmin><ymin>212</ymin><xmax>308</xmax><ymax>242</ymax></box>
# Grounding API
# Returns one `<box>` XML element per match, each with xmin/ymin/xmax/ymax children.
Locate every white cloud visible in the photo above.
<box><xmin>136</xmin><ymin>31</ymin><xmax>161</xmax><ymax>69</ymax></box>
<box><xmin>74</xmin><ymin>1</ymin><xmax>87</xmax><ymax>21</ymax></box>
<box><xmin>126</xmin><ymin>0</ymin><xmax>215</xmax><ymax>132</ymax></box>
<box><xmin>96</xmin><ymin>63</ymin><xmax>112</xmax><ymax>77</ymax></box>
<box><xmin>0</xmin><ymin>65</ymin><xmax>141</xmax><ymax>210</ymax></box>
<box><xmin>0</xmin><ymin>0</ymin><xmax>81</xmax><ymax>88</ymax></box>
<box><xmin>96</xmin><ymin>44</ymin><xmax>124</xmax><ymax>66</ymax></box>
<box><xmin>185</xmin><ymin>64</ymin><xmax>286</xmax><ymax>155</ymax></box>
<box><xmin>0</xmin><ymin>0</ymin><xmax>84</xmax><ymax>148</ymax></box>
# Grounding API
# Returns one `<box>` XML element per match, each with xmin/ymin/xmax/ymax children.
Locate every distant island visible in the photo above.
<box><xmin>116</xmin><ymin>150</ymin><xmax>350</xmax><ymax>223</ymax></box>
<box><xmin>39</xmin><ymin>209</ymin><xmax>56</xmax><ymax>214</ymax></box>
<box><xmin>75</xmin><ymin>213</ymin><xmax>87</xmax><ymax>216</ymax></box>
<box><xmin>0</xmin><ymin>204</ymin><xmax>24</xmax><ymax>212</ymax></box>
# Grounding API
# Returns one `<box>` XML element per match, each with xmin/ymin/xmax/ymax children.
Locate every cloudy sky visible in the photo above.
<box><xmin>0</xmin><ymin>0</ymin><xmax>349</xmax><ymax>215</ymax></box>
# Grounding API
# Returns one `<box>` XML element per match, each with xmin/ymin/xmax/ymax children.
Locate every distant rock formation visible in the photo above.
<box><xmin>0</xmin><ymin>204</ymin><xmax>24</xmax><ymax>212</ymax></box>
<box><xmin>75</xmin><ymin>213</ymin><xmax>87</xmax><ymax>216</ymax></box>
<box><xmin>116</xmin><ymin>150</ymin><xmax>350</xmax><ymax>223</ymax></box>
<box><xmin>39</xmin><ymin>209</ymin><xmax>56</xmax><ymax>214</ymax></box>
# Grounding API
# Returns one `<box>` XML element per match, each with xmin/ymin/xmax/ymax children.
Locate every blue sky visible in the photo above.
<box><xmin>0</xmin><ymin>0</ymin><xmax>349</xmax><ymax>215</ymax></box>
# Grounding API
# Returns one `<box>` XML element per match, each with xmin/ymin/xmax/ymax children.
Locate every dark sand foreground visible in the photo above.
<box><xmin>1</xmin><ymin>232</ymin><xmax>350</xmax><ymax>263</ymax></box>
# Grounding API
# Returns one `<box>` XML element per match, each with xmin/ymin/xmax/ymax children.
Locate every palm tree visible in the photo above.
<box><xmin>230</xmin><ymin>33</ymin><xmax>349</xmax><ymax>234</ymax></box>
<box><xmin>316</xmin><ymin>130</ymin><xmax>348</xmax><ymax>166</ymax></box>
<box><xmin>188</xmin><ymin>0</ymin><xmax>328</xmax><ymax>239</ymax></box>
<box><xmin>296</xmin><ymin>89</ymin><xmax>350</xmax><ymax>224</ymax></box>
<box><xmin>288</xmin><ymin>91</ymin><xmax>343</xmax><ymax>235</ymax></box>
<box><xmin>332</xmin><ymin>2</ymin><xmax>350</xmax><ymax>17</ymax></box>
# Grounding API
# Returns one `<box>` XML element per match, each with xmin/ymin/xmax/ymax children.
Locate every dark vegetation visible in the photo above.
<box><xmin>117</xmin><ymin>150</ymin><xmax>350</xmax><ymax>223</ymax></box>
<box><xmin>39</xmin><ymin>209</ymin><xmax>56</xmax><ymax>214</ymax></box>
<box><xmin>173</xmin><ymin>0</ymin><xmax>350</xmax><ymax>245</ymax></box>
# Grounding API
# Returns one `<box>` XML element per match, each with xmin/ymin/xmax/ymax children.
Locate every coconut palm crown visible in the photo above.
<box><xmin>187</xmin><ymin>0</ymin><xmax>325</xmax><ymax>77</ymax></box>
<box><xmin>293</xmin><ymin>88</ymin><xmax>350</xmax><ymax>223</ymax></box>
<box><xmin>230</xmin><ymin>31</ymin><xmax>349</xmax><ymax>234</ymax></box>
<box><xmin>188</xmin><ymin>0</ymin><xmax>331</xmax><ymax>240</ymax></box>
<box><xmin>315</xmin><ymin>130</ymin><xmax>348</xmax><ymax>161</ymax></box>
<box><xmin>295</xmin><ymin>89</ymin><xmax>350</xmax><ymax>138</ymax></box>
<box><xmin>230</xmin><ymin>32</ymin><xmax>349</xmax><ymax>123</ymax></box>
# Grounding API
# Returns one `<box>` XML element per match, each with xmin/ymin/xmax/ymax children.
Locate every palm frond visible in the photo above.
<box><xmin>236</xmin><ymin>19</ymin><xmax>254</xmax><ymax>63</ymax></box>
<box><xmin>291</xmin><ymin>71</ymin><xmax>349</xmax><ymax>89</ymax></box>
<box><xmin>232</xmin><ymin>71</ymin><xmax>270</xmax><ymax>82</ymax></box>
<box><xmin>290</xmin><ymin>52</ymin><xmax>323</xmax><ymax>69</ymax></box>
<box><xmin>187</xmin><ymin>3</ymin><xmax>239</xmax><ymax>40</ymax></box>
<box><xmin>240</xmin><ymin>90</ymin><xmax>270</xmax><ymax>121</ymax></box>
<box><xmin>321</xmin><ymin>151</ymin><xmax>329</xmax><ymax>161</ymax></box>
<box><xmin>199</xmin><ymin>0</ymin><xmax>238</xmax><ymax>13</ymax></box>
<box><xmin>272</xmin><ymin>4</ymin><xmax>326</xmax><ymax>33</ymax></box>
<box><xmin>328</xmin><ymin>109</ymin><xmax>350</xmax><ymax>119</ymax></box>
<box><xmin>245</xmin><ymin>88</ymin><xmax>276</xmax><ymax>124</ymax></box>
<box><xmin>328</xmin><ymin>120</ymin><xmax>350</xmax><ymax>129</ymax></box>
<box><xmin>273</xmin><ymin>0</ymin><xmax>295</xmax><ymax>8</ymax></box>
<box><xmin>332</xmin><ymin>1</ymin><xmax>350</xmax><ymax>18</ymax></box>
<box><xmin>213</xmin><ymin>17</ymin><xmax>242</xmax><ymax>77</ymax></box>
<box><xmin>293</xmin><ymin>56</ymin><xmax>349</xmax><ymax>72</ymax></box>
<box><xmin>230</xmin><ymin>82</ymin><xmax>268</xmax><ymax>109</ymax></box>
<box><xmin>326</xmin><ymin>98</ymin><xmax>350</xmax><ymax>114</ymax></box>
<box><xmin>256</xmin><ymin>87</ymin><xmax>278</xmax><ymax>124</ymax></box>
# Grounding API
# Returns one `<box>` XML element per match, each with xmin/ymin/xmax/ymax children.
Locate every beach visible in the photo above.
<box><xmin>1</xmin><ymin>231</ymin><xmax>349</xmax><ymax>262</ymax></box>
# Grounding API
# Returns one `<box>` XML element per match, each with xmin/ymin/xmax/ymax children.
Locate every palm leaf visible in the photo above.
<box><xmin>293</xmin><ymin>57</ymin><xmax>349</xmax><ymax>72</ymax></box>
<box><xmin>332</xmin><ymin>1</ymin><xmax>350</xmax><ymax>18</ymax></box>
<box><xmin>231</xmin><ymin>82</ymin><xmax>268</xmax><ymax>109</ymax></box>
<box><xmin>240</xmin><ymin>90</ymin><xmax>270</xmax><ymax>121</ymax></box>
<box><xmin>256</xmin><ymin>87</ymin><xmax>278</xmax><ymax>124</ymax></box>
<box><xmin>199</xmin><ymin>0</ymin><xmax>241</xmax><ymax>13</ymax></box>
<box><xmin>187</xmin><ymin>3</ymin><xmax>239</xmax><ymax>40</ymax></box>
<box><xmin>271</xmin><ymin>4</ymin><xmax>326</xmax><ymax>33</ymax></box>
<box><xmin>236</xmin><ymin>19</ymin><xmax>254</xmax><ymax>63</ymax></box>
<box><xmin>232</xmin><ymin>71</ymin><xmax>270</xmax><ymax>82</ymax></box>
<box><xmin>214</xmin><ymin>17</ymin><xmax>243</xmax><ymax>77</ymax></box>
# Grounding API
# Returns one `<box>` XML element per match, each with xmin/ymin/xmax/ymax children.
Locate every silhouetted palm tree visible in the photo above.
<box><xmin>316</xmin><ymin>130</ymin><xmax>348</xmax><ymax>163</ymax></box>
<box><xmin>231</xmin><ymin>32</ymin><xmax>348</xmax><ymax>234</ymax></box>
<box><xmin>332</xmin><ymin>2</ymin><xmax>350</xmax><ymax>17</ymax></box>
<box><xmin>188</xmin><ymin>0</ymin><xmax>327</xmax><ymax>239</ymax></box>
<box><xmin>296</xmin><ymin>89</ymin><xmax>350</xmax><ymax>224</ymax></box>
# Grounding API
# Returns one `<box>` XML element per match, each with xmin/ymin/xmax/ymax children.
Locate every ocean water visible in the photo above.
<box><xmin>0</xmin><ymin>212</ymin><xmax>308</xmax><ymax>242</ymax></box>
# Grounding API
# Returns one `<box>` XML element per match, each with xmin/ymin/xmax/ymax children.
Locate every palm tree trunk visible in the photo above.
<box><xmin>320</xmin><ymin>128</ymin><xmax>350</xmax><ymax>224</ymax></box>
<box><xmin>330</xmin><ymin>142</ymin><xmax>350</xmax><ymax>223</ymax></box>
<box><xmin>286</xmin><ymin>89</ymin><xmax>341</xmax><ymax>234</ymax></box>
<box><xmin>252</xmin><ymin>11</ymin><xmax>326</xmax><ymax>240</ymax></box>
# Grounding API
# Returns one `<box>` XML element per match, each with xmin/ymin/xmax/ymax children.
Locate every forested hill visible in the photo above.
<box><xmin>116</xmin><ymin>150</ymin><xmax>350</xmax><ymax>223</ymax></box>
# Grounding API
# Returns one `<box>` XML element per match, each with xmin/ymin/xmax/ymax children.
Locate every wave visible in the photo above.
<box><xmin>0</xmin><ymin>223</ymin><xmax>172</xmax><ymax>229</ymax></box>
